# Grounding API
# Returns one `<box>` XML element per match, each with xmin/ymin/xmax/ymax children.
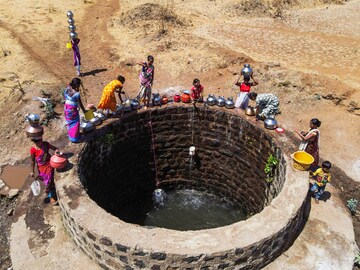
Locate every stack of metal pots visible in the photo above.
<box><xmin>25</xmin><ymin>113</ymin><xmax>44</xmax><ymax>139</ymax></box>
<box><xmin>67</xmin><ymin>11</ymin><xmax>77</xmax><ymax>40</ymax></box>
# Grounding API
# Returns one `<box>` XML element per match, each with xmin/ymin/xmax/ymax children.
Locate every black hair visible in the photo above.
<box><xmin>310</xmin><ymin>118</ymin><xmax>321</xmax><ymax>128</ymax></box>
<box><xmin>148</xmin><ymin>55</ymin><xmax>154</xmax><ymax>62</ymax></box>
<box><xmin>69</xmin><ymin>77</ymin><xmax>82</xmax><ymax>89</ymax></box>
<box><xmin>117</xmin><ymin>75</ymin><xmax>126</xmax><ymax>84</ymax></box>
<box><xmin>248</xmin><ymin>92</ymin><xmax>258</xmax><ymax>100</ymax></box>
<box><xmin>31</xmin><ymin>138</ymin><xmax>43</xmax><ymax>142</ymax></box>
<box><xmin>193</xmin><ymin>78</ymin><xmax>200</xmax><ymax>85</ymax></box>
<box><xmin>322</xmin><ymin>161</ymin><xmax>331</xmax><ymax>170</ymax></box>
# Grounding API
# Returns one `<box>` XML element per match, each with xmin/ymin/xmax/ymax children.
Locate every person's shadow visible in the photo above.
<box><xmin>320</xmin><ymin>191</ymin><xmax>331</xmax><ymax>202</ymax></box>
<box><xmin>81</xmin><ymin>68</ymin><xmax>107</xmax><ymax>77</ymax></box>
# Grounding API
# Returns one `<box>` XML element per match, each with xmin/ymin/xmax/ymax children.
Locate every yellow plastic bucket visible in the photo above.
<box><xmin>66</xmin><ymin>42</ymin><xmax>72</xmax><ymax>49</ymax></box>
<box><xmin>292</xmin><ymin>151</ymin><xmax>314</xmax><ymax>171</ymax></box>
<box><xmin>84</xmin><ymin>110</ymin><xmax>95</xmax><ymax>120</ymax></box>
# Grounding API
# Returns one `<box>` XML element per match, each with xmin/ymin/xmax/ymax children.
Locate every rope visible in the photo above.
<box><xmin>148</xmin><ymin>110</ymin><xmax>160</xmax><ymax>187</ymax></box>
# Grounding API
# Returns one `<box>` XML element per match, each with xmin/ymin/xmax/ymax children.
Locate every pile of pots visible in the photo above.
<box><xmin>25</xmin><ymin>113</ymin><xmax>68</xmax><ymax>169</ymax></box>
<box><xmin>67</xmin><ymin>11</ymin><xmax>77</xmax><ymax>40</ymax></box>
<box><xmin>206</xmin><ymin>95</ymin><xmax>235</xmax><ymax>109</ymax></box>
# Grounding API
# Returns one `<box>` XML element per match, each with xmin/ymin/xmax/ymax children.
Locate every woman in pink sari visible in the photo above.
<box><xmin>30</xmin><ymin>138</ymin><xmax>58</xmax><ymax>204</ymax></box>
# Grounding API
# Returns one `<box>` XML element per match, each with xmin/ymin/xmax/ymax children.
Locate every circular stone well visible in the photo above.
<box><xmin>57</xmin><ymin>105</ymin><xmax>309</xmax><ymax>270</ymax></box>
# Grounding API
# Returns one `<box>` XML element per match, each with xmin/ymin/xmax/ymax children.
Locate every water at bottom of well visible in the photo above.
<box><xmin>122</xmin><ymin>189</ymin><xmax>246</xmax><ymax>231</ymax></box>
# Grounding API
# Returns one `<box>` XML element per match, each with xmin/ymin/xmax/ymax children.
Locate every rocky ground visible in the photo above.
<box><xmin>0</xmin><ymin>0</ymin><xmax>359</xmax><ymax>269</ymax></box>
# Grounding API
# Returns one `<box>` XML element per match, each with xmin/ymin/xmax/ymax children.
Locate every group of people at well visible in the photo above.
<box><xmin>30</xmin><ymin>55</ymin><xmax>330</xmax><ymax>206</ymax></box>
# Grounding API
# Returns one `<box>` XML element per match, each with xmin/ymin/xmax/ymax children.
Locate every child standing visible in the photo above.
<box><xmin>310</xmin><ymin>161</ymin><xmax>332</xmax><ymax>204</ymax></box>
<box><xmin>190</xmin><ymin>78</ymin><xmax>204</xmax><ymax>103</ymax></box>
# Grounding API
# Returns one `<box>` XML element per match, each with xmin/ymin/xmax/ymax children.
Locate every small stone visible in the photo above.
<box><xmin>7</xmin><ymin>208</ymin><xmax>14</xmax><ymax>216</ymax></box>
<box><xmin>0</xmin><ymin>179</ymin><xmax>6</xmax><ymax>189</ymax></box>
<box><xmin>7</xmin><ymin>189</ymin><xmax>19</xmax><ymax>199</ymax></box>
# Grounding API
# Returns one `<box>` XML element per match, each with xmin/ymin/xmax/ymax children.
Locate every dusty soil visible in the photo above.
<box><xmin>0</xmin><ymin>0</ymin><xmax>359</xmax><ymax>268</ymax></box>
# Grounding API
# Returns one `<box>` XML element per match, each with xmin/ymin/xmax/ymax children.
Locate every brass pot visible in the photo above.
<box><xmin>245</xmin><ymin>106</ymin><xmax>255</xmax><ymax>116</ymax></box>
<box><xmin>25</xmin><ymin>124</ymin><xmax>44</xmax><ymax>138</ymax></box>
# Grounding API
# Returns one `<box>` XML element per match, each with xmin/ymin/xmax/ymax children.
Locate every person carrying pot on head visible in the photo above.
<box><xmin>234</xmin><ymin>73</ymin><xmax>258</xmax><ymax>109</ymax></box>
<box><xmin>136</xmin><ymin>55</ymin><xmax>155</xmax><ymax>109</ymax></box>
<box><xmin>98</xmin><ymin>75</ymin><xmax>126</xmax><ymax>114</ymax></box>
<box><xmin>190</xmin><ymin>78</ymin><xmax>204</xmax><ymax>103</ymax></box>
<box><xmin>63</xmin><ymin>77</ymin><xmax>87</xmax><ymax>143</ymax></box>
<box><xmin>29</xmin><ymin>137</ymin><xmax>59</xmax><ymax>205</ymax></box>
<box><xmin>248</xmin><ymin>92</ymin><xmax>280</xmax><ymax>120</ymax></box>
<box><xmin>71</xmin><ymin>36</ymin><xmax>81</xmax><ymax>76</ymax></box>
<box><xmin>294</xmin><ymin>118</ymin><xmax>321</xmax><ymax>168</ymax></box>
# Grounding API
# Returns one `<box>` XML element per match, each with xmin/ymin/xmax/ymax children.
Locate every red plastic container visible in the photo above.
<box><xmin>50</xmin><ymin>151</ymin><xmax>67</xmax><ymax>169</ymax></box>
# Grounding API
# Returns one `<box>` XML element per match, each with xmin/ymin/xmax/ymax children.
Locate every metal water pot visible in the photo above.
<box><xmin>130</xmin><ymin>99</ymin><xmax>140</xmax><ymax>110</ymax></box>
<box><xmin>245</xmin><ymin>106</ymin><xmax>255</xmax><ymax>116</ymax></box>
<box><xmin>206</xmin><ymin>94</ymin><xmax>216</xmax><ymax>106</ymax></box>
<box><xmin>152</xmin><ymin>93</ymin><xmax>161</xmax><ymax>106</ymax></box>
<box><xmin>69</xmin><ymin>32</ymin><xmax>78</xmax><ymax>39</ymax></box>
<box><xmin>69</xmin><ymin>25</ymin><xmax>76</xmax><ymax>32</ymax></box>
<box><xmin>216</xmin><ymin>96</ymin><xmax>226</xmax><ymax>107</ymax></box>
<box><xmin>68</xmin><ymin>18</ymin><xmax>75</xmax><ymax>25</ymax></box>
<box><xmin>80</xmin><ymin>120</ymin><xmax>94</xmax><ymax>132</ymax></box>
<box><xmin>122</xmin><ymin>99</ymin><xmax>132</xmax><ymax>112</ymax></box>
<box><xmin>90</xmin><ymin>117</ymin><xmax>102</xmax><ymax>126</ymax></box>
<box><xmin>25</xmin><ymin>124</ymin><xmax>44</xmax><ymax>138</ymax></box>
<box><xmin>241</xmin><ymin>64</ymin><xmax>253</xmax><ymax>77</ymax></box>
<box><xmin>66</xmin><ymin>11</ymin><xmax>74</xmax><ymax>19</ymax></box>
<box><xmin>94</xmin><ymin>112</ymin><xmax>106</xmax><ymax>121</ymax></box>
<box><xmin>26</xmin><ymin>113</ymin><xmax>40</xmax><ymax>125</ymax></box>
<box><xmin>225</xmin><ymin>97</ymin><xmax>235</xmax><ymax>109</ymax></box>
<box><xmin>264</xmin><ymin>118</ymin><xmax>278</xmax><ymax>130</ymax></box>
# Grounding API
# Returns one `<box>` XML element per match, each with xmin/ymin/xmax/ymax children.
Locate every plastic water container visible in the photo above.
<box><xmin>30</xmin><ymin>180</ymin><xmax>41</xmax><ymax>196</ymax></box>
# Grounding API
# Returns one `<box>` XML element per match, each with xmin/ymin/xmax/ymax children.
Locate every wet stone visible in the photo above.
<box><xmin>134</xmin><ymin>250</ymin><xmax>147</xmax><ymax>256</ymax></box>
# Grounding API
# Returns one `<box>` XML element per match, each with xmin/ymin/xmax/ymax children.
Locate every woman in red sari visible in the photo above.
<box><xmin>30</xmin><ymin>137</ymin><xmax>58</xmax><ymax>204</ymax></box>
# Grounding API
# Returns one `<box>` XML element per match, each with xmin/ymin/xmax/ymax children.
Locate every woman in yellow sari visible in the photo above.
<box><xmin>98</xmin><ymin>75</ymin><xmax>126</xmax><ymax>112</ymax></box>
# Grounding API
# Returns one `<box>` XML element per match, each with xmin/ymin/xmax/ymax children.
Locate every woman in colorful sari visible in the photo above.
<box><xmin>30</xmin><ymin>137</ymin><xmax>58</xmax><ymax>204</ymax></box>
<box><xmin>294</xmin><ymin>118</ymin><xmax>321</xmax><ymax>168</ymax></box>
<box><xmin>137</xmin><ymin>55</ymin><xmax>155</xmax><ymax>109</ymax></box>
<box><xmin>234</xmin><ymin>74</ymin><xmax>258</xmax><ymax>109</ymax></box>
<box><xmin>97</xmin><ymin>75</ymin><xmax>126</xmax><ymax>113</ymax></box>
<box><xmin>64</xmin><ymin>77</ymin><xmax>86</xmax><ymax>143</ymax></box>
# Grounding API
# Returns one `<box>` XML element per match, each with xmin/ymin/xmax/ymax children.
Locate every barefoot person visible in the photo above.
<box><xmin>294</xmin><ymin>118</ymin><xmax>321</xmax><ymax>168</ymax></box>
<box><xmin>63</xmin><ymin>78</ymin><xmax>86</xmax><ymax>143</ymax></box>
<box><xmin>71</xmin><ymin>36</ymin><xmax>81</xmax><ymax>76</ymax></box>
<box><xmin>234</xmin><ymin>73</ymin><xmax>258</xmax><ymax>109</ymax></box>
<box><xmin>30</xmin><ymin>137</ymin><xmax>59</xmax><ymax>204</ymax></box>
<box><xmin>98</xmin><ymin>75</ymin><xmax>126</xmax><ymax>114</ymax></box>
<box><xmin>137</xmin><ymin>55</ymin><xmax>155</xmax><ymax>109</ymax></box>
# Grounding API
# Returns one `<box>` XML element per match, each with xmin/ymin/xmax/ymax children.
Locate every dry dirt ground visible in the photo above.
<box><xmin>0</xmin><ymin>0</ymin><xmax>359</xmax><ymax>269</ymax></box>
